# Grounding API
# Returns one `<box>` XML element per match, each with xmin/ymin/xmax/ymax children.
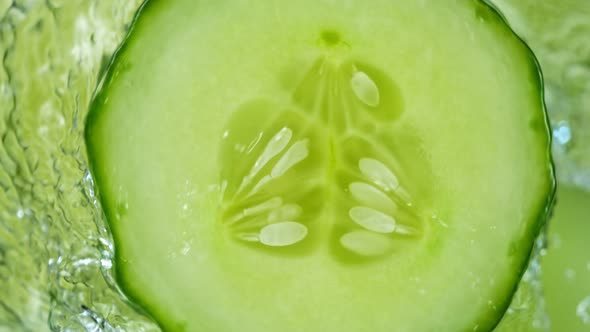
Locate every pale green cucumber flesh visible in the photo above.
<box><xmin>86</xmin><ymin>1</ymin><xmax>555</xmax><ymax>331</ymax></box>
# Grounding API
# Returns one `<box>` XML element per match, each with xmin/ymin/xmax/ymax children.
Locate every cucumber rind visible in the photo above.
<box><xmin>478</xmin><ymin>0</ymin><xmax>556</xmax><ymax>329</ymax></box>
<box><xmin>85</xmin><ymin>0</ymin><xmax>557</xmax><ymax>331</ymax></box>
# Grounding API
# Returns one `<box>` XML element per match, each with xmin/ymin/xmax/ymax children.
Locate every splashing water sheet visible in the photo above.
<box><xmin>0</xmin><ymin>0</ymin><xmax>588</xmax><ymax>331</ymax></box>
<box><xmin>0</xmin><ymin>1</ymin><xmax>158</xmax><ymax>331</ymax></box>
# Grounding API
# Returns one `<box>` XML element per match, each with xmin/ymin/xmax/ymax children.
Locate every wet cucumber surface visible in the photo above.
<box><xmin>86</xmin><ymin>0</ymin><xmax>555</xmax><ymax>331</ymax></box>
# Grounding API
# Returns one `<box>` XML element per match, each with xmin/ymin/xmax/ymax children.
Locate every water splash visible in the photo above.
<box><xmin>493</xmin><ymin>0</ymin><xmax>590</xmax><ymax>191</ymax></box>
<box><xmin>0</xmin><ymin>1</ymin><xmax>158</xmax><ymax>331</ymax></box>
<box><xmin>494</xmin><ymin>233</ymin><xmax>550</xmax><ymax>332</ymax></box>
<box><xmin>577</xmin><ymin>296</ymin><xmax>590</xmax><ymax>325</ymax></box>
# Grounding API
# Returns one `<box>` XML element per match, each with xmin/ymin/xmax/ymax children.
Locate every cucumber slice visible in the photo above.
<box><xmin>86</xmin><ymin>1</ymin><xmax>555</xmax><ymax>331</ymax></box>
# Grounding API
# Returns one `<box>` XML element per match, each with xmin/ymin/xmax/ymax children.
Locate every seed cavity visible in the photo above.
<box><xmin>351</xmin><ymin>71</ymin><xmax>380</xmax><ymax>107</ymax></box>
<box><xmin>349</xmin><ymin>206</ymin><xmax>396</xmax><ymax>233</ymax></box>
<box><xmin>259</xmin><ymin>221</ymin><xmax>308</xmax><ymax>247</ymax></box>
<box><xmin>349</xmin><ymin>182</ymin><xmax>396</xmax><ymax>212</ymax></box>
<box><xmin>219</xmin><ymin>52</ymin><xmax>419</xmax><ymax>259</ymax></box>
<box><xmin>271</xmin><ymin>139</ymin><xmax>309</xmax><ymax>178</ymax></box>
<box><xmin>359</xmin><ymin>158</ymin><xmax>399</xmax><ymax>192</ymax></box>
<box><xmin>340</xmin><ymin>230</ymin><xmax>391</xmax><ymax>256</ymax></box>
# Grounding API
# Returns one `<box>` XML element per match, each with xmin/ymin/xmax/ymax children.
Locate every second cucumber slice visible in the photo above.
<box><xmin>86</xmin><ymin>1</ymin><xmax>555</xmax><ymax>331</ymax></box>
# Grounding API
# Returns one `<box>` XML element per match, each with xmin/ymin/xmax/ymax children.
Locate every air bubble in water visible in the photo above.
<box><xmin>565</xmin><ymin>268</ymin><xmax>576</xmax><ymax>281</ymax></box>
<box><xmin>577</xmin><ymin>296</ymin><xmax>590</xmax><ymax>325</ymax></box>
<box><xmin>553</xmin><ymin>122</ymin><xmax>572</xmax><ymax>145</ymax></box>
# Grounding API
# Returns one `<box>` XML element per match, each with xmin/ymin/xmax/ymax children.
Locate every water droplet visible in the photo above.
<box><xmin>565</xmin><ymin>63</ymin><xmax>590</xmax><ymax>83</ymax></box>
<box><xmin>359</xmin><ymin>158</ymin><xmax>399</xmax><ymax>191</ymax></box>
<box><xmin>100</xmin><ymin>259</ymin><xmax>112</xmax><ymax>270</ymax></box>
<box><xmin>553</xmin><ymin>121</ymin><xmax>572</xmax><ymax>145</ymax></box>
<box><xmin>340</xmin><ymin>230</ymin><xmax>391</xmax><ymax>256</ymax></box>
<box><xmin>350</xmin><ymin>71</ymin><xmax>380</xmax><ymax>107</ymax></box>
<box><xmin>72</xmin><ymin>258</ymin><xmax>97</xmax><ymax>267</ymax></box>
<box><xmin>565</xmin><ymin>268</ymin><xmax>576</xmax><ymax>281</ymax></box>
<box><xmin>550</xmin><ymin>233</ymin><xmax>562</xmax><ymax>249</ymax></box>
<box><xmin>349</xmin><ymin>206</ymin><xmax>396</xmax><ymax>233</ymax></box>
<box><xmin>349</xmin><ymin>182</ymin><xmax>396</xmax><ymax>212</ymax></box>
<box><xmin>577</xmin><ymin>296</ymin><xmax>590</xmax><ymax>325</ymax></box>
<box><xmin>259</xmin><ymin>221</ymin><xmax>307</xmax><ymax>247</ymax></box>
<box><xmin>271</xmin><ymin>139</ymin><xmax>309</xmax><ymax>178</ymax></box>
